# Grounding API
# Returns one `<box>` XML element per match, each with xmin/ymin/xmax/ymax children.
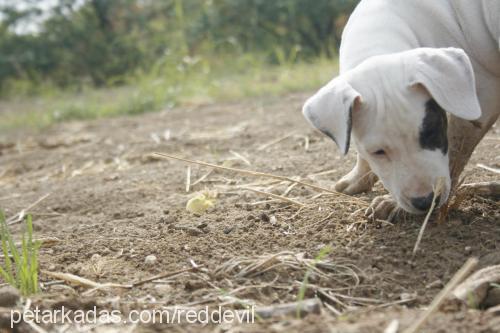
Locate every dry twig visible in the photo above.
<box><xmin>412</xmin><ymin>177</ymin><xmax>445</xmax><ymax>256</ymax></box>
<box><xmin>7</xmin><ymin>193</ymin><xmax>51</xmax><ymax>225</ymax></box>
<box><xmin>152</xmin><ymin>153</ymin><xmax>368</xmax><ymax>205</ymax></box>
<box><xmin>185</xmin><ymin>166</ymin><xmax>191</xmax><ymax>193</ymax></box>
<box><xmin>402</xmin><ymin>258</ymin><xmax>478</xmax><ymax>333</ymax></box>
<box><xmin>41</xmin><ymin>270</ymin><xmax>132</xmax><ymax>290</ymax></box>
<box><xmin>476</xmin><ymin>164</ymin><xmax>500</xmax><ymax>174</ymax></box>
<box><xmin>132</xmin><ymin>265</ymin><xmax>203</xmax><ymax>287</ymax></box>
<box><xmin>257</xmin><ymin>133</ymin><xmax>296</xmax><ymax>151</ymax></box>
<box><xmin>240</xmin><ymin>187</ymin><xmax>305</xmax><ymax>207</ymax></box>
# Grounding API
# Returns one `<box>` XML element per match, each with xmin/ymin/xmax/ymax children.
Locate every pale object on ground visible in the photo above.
<box><xmin>452</xmin><ymin>264</ymin><xmax>500</xmax><ymax>308</ymax></box>
<box><xmin>145</xmin><ymin>255</ymin><xmax>158</xmax><ymax>265</ymax></box>
<box><xmin>186</xmin><ymin>191</ymin><xmax>217</xmax><ymax>214</ymax></box>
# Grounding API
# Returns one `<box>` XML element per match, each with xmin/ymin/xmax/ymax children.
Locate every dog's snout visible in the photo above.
<box><xmin>411</xmin><ymin>192</ymin><xmax>439</xmax><ymax>211</ymax></box>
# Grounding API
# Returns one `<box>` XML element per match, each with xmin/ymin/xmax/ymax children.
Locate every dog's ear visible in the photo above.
<box><xmin>407</xmin><ymin>47</ymin><xmax>481</xmax><ymax>120</ymax></box>
<box><xmin>302</xmin><ymin>78</ymin><xmax>361</xmax><ymax>155</ymax></box>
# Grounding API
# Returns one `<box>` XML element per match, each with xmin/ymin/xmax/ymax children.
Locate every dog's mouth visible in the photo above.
<box><xmin>397</xmin><ymin>191</ymin><xmax>449</xmax><ymax>215</ymax></box>
<box><xmin>398</xmin><ymin>198</ymin><xmax>426</xmax><ymax>215</ymax></box>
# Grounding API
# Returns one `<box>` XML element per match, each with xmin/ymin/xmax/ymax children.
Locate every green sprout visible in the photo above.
<box><xmin>0</xmin><ymin>210</ymin><xmax>40</xmax><ymax>295</ymax></box>
<box><xmin>296</xmin><ymin>245</ymin><xmax>332</xmax><ymax>318</ymax></box>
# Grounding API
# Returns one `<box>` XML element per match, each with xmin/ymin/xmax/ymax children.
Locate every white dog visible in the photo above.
<box><xmin>303</xmin><ymin>0</ymin><xmax>500</xmax><ymax>218</ymax></box>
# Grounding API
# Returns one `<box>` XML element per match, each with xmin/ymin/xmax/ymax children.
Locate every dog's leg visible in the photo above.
<box><xmin>448</xmin><ymin>117</ymin><xmax>500</xmax><ymax>196</ymax></box>
<box><xmin>336</xmin><ymin>154</ymin><xmax>400</xmax><ymax>221</ymax></box>
<box><xmin>448</xmin><ymin>72</ymin><xmax>500</xmax><ymax>194</ymax></box>
<box><xmin>335</xmin><ymin>153</ymin><xmax>378</xmax><ymax>194</ymax></box>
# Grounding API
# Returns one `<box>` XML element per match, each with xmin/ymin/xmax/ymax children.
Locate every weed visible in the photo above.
<box><xmin>0</xmin><ymin>57</ymin><xmax>337</xmax><ymax>132</ymax></box>
<box><xmin>296</xmin><ymin>245</ymin><xmax>332</xmax><ymax>318</ymax></box>
<box><xmin>0</xmin><ymin>211</ymin><xmax>40</xmax><ymax>296</ymax></box>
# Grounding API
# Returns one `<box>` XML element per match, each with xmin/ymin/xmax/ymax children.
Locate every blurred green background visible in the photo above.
<box><xmin>0</xmin><ymin>0</ymin><xmax>358</xmax><ymax>130</ymax></box>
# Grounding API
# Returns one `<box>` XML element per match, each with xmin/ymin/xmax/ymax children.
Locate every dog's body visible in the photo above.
<box><xmin>303</xmin><ymin>0</ymin><xmax>500</xmax><ymax>217</ymax></box>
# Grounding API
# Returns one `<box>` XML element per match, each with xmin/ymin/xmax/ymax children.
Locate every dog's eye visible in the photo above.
<box><xmin>373</xmin><ymin>149</ymin><xmax>386</xmax><ymax>156</ymax></box>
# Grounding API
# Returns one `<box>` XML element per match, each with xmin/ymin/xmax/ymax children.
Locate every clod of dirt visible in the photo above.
<box><xmin>0</xmin><ymin>286</ymin><xmax>20</xmax><ymax>307</ymax></box>
<box><xmin>160</xmin><ymin>215</ymin><xmax>177</xmax><ymax>224</ymax></box>
<box><xmin>483</xmin><ymin>287</ymin><xmax>500</xmax><ymax>308</ymax></box>
<box><xmin>154</xmin><ymin>284</ymin><xmax>172</xmax><ymax>294</ymax></box>
<box><xmin>260</xmin><ymin>212</ymin><xmax>270</xmax><ymax>222</ymax></box>
<box><xmin>478</xmin><ymin>251</ymin><xmax>500</xmax><ymax>269</ymax></box>
<box><xmin>171</xmin><ymin>224</ymin><xmax>204</xmax><ymax>236</ymax></box>
<box><xmin>39</xmin><ymin>134</ymin><xmax>95</xmax><ymax>149</ymax></box>
<box><xmin>184</xmin><ymin>280</ymin><xmax>206</xmax><ymax>291</ymax></box>
<box><xmin>196</xmin><ymin>222</ymin><xmax>208</xmax><ymax>229</ymax></box>
<box><xmin>144</xmin><ymin>255</ymin><xmax>158</xmax><ymax>265</ymax></box>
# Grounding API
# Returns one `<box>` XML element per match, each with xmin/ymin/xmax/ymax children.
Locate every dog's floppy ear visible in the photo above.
<box><xmin>302</xmin><ymin>78</ymin><xmax>360</xmax><ymax>155</ymax></box>
<box><xmin>407</xmin><ymin>47</ymin><xmax>481</xmax><ymax>120</ymax></box>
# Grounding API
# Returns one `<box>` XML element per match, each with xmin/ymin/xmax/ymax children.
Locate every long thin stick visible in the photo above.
<box><xmin>240</xmin><ymin>187</ymin><xmax>305</xmax><ymax>207</ymax></box>
<box><xmin>461</xmin><ymin>181</ymin><xmax>500</xmax><ymax>196</ymax></box>
<box><xmin>191</xmin><ymin>169</ymin><xmax>213</xmax><ymax>187</ymax></box>
<box><xmin>152</xmin><ymin>152</ymin><xmax>368</xmax><ymax>205</ymax></box>
<box><xmin>476</xmin><ymin>164</ymin><xmax>500</xmax><ymax>174</ymax></box>
<box><xmin>7</xmin><ymin>193</ymin><xmax>51</xmax><ymax>225</ymax></box>
<box><xmin>131</xmin><ymin>265</ymin><xmax>203</xmax><ymax>287</ymax></box>
<box><xmin>257</xmin><ymin>133</ymin><xmax>296</xmax><ymax>151</ymax></box>
<box><xmin>412</xmin><ymin>177</ymin><xmax>445</xmax><ymax>256</ymax></box>
<box><xmin>403</xmin><ymin>257</ymin><xmax>478</xmax><ymax>333</ymax></box>
<box><xmin>41</xmin><ymin>270</ymin><xmax>131</xmax><ymax>289</ymax></box>
<box><xmin>185</xmin><ymin>166</ymin><xmax>191</xmax><ymax>193</ymax></box>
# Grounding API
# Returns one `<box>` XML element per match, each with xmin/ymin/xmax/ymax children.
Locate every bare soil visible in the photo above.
<box><xmin>1</xmin><ymin>93</ymin><xmax>499</xmax><ymax>332</ymax></box>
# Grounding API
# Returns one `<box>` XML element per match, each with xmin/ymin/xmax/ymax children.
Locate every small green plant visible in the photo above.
<box><xmin>0</xmin><ymin>210</ymin><xmax>40</xmax><ymax>295</ymax></box>
<box><xmin>296</xmin><ymin>245</ymin><xmax>332</xmax><ymax>318</ymax></box>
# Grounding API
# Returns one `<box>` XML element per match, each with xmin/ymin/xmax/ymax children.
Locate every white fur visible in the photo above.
<box><xmin>303</xmin><ymin>0</ymin><xmax>500</xmax><ymax>214</ymax></box>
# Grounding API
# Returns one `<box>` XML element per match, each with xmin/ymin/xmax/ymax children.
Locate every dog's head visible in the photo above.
<box><xmin>303</xmin><ymin>48</ymin><xmax>481</xmax><ymax>213</ymax></box>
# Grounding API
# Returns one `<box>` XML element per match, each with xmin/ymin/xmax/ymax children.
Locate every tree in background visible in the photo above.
<box><xmin>0</xmin><ymin>0</ymin><xmax>358</xmax><ymax>90</ymax></box>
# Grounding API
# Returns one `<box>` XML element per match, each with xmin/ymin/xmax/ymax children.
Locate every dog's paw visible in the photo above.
<box><xmin>335</xmin><ymin>168</ymin><xmax>378</xmax><ymax>195</ymax></box>
<box><xmin>365</xmin><ymin>194</ymin><xmax>399</xmax><ymax>221</ymax></box>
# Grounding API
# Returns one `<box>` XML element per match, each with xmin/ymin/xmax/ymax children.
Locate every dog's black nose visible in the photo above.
<box><xmin>411</xmin><ymin>192</ymin><xmax>439</xmax><ymax>211</ymax></box>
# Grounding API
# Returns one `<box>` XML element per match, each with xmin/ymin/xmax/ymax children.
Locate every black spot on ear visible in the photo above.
<box><xmin>419</xmin><ymin>99</ymin><xmax>448</xmax><ymax>154</ymax></box>
<box><xmin>319</xmin><ymin>106</ymin><xmax>352</xmax><ymax>155</ymax></box>
<box><xmin>320</xmin><ymin>129</ymin><xmax>337</xmax><ymax>143</ymax></box>
<box><xmin>344</xmin><ymin>106</ymin><xmax>352</xmax><ymax>154</ymax></box>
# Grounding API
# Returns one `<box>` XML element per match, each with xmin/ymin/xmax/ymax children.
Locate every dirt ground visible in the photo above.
<box><xmin>0</xmin><ymin>93</ymin><xmax>499</xmax><ymax>332</ymax></box>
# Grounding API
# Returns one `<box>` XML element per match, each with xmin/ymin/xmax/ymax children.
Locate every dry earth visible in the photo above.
<box><xmin>0</xmin><ymin>93</ymin><xmax>499</xmax><ymax>332</ymax></box>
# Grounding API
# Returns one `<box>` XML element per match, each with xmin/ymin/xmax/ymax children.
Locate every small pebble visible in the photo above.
<box><xmin>426</xmin><ymin>279</ymin><xmax>443</xmax><ymax>289</ymax></box>
<box><xmin>186</xmin><ymin>227</ymin><xmax>204</xmax><ymax>236</ymax></box>
<box><xmin>160</xmin><ymin>215</ymin><xmax>176</xmax><ymax>224</ymax></box>
<box><xmin>465</xmin><ymin>246</ymin><xmax>472</xmax><ymax>255</ymax></box>
<box><xmin>269</xmin><ymin>216</ymin><xmax>277</xmax><ymax>225</ymax></box>
<box><xmin>0</xmin><ymin>286</ymin><xmax>20</xmax><ymax>307</ymax></box>
<box><xmin>145</xmin><ymin>255</ymin><xmax>157</xmax><ymax>265</ymax></box>
<box><xmin>400</xmin><ymin>292</ymin><xmax>416</xmax><ymax>301</ymax></box>
<box><xmin>224</xmin><ymin>226</ymin><xmax>234</xmax><ymax>234</ymax></box>
<box><xmin>196</xmin><ymin>222</ymin><xmax>208</xmax><ymax>229</ymax></box>
<box><xmin>154</xmin><ymin>284</ymin><xmax>173</xmax><ymax>294</ymax></box>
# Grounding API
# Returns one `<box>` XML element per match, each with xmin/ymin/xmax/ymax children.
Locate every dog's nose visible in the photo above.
<box><xmin>411</xmin><ymin>192</ymin><xmax>439</xmax><ymax>211</ymax></box>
